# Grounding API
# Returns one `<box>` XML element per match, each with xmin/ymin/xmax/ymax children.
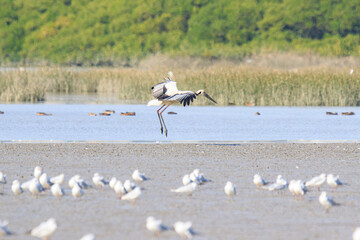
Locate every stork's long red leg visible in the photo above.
<box><xmin>159</xmin><ymin>105</ymin><xmax>170</xmax><ymax>137</ymax></box>
<box><xmin>157</xmin><ymin>105</ymin><xmax>165</xmax><ymax>134</ymax></box>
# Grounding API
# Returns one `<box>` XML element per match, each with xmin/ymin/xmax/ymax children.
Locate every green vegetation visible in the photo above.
<box><xmin>1</xmin><ymin>66</ymin><xmax>359</xmax><ymax>106</ymax></box>
<box><xmin>0</xmin><ymin>0</ymin><xmax>360</xmax><ymax>65</ymax></box>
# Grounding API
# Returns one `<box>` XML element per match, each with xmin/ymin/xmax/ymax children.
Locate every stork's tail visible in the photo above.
<box><xmin>147</xmin><ymin>99</ymin><xmax>162</xmax><ymax>106</ymax></box>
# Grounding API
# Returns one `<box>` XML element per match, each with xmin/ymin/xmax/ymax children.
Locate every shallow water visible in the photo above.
<box><xmin>0</xmin><ymin>103</ymin><xmax>359</xmax><ymax>141</ymax></box>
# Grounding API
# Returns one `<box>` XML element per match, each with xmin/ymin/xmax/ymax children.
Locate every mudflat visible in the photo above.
<box><xmin>0</xmin><ymin>143</ymin><xmax>359</xmax><ymax>240</ymax></box>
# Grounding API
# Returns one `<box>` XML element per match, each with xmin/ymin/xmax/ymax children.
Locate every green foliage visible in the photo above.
<box><xmin>0</xmin><ymin>0</ymin><xmax>360</xmax><ymax>64</ymax></box>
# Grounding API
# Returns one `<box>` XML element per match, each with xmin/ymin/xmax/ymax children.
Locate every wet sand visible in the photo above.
<box><xmin>0</xmin><ymin>143</ymin><xmax>360</xmax><ymax>240</ymax></box>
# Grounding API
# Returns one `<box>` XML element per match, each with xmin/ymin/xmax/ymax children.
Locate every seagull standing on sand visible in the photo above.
<box><xmin>173</xmin><ymin>221</ymin><xmax>196</xmax><ymax>240</ymax></box>
<box><xmin>319</xmin><ymin>191</ymin><xmax>339</xmax><ymax>211</ymax></box>
<box><xmin>171</xmin><ymin>182</ymin><xmax>197</xmax><ymax>195</ymax></box>
<box><xmin>289</xmin><ymin>180</ymin><xmax>306</xmax><ymax>198</ymax></box>
<box><xmin>11</xmin><ymin>180</ymin><xmax>24</xmax><ymax>195</ymax></box>
<box><xmin>353</xmin><ymin>227</ymin><xmax>360</xmax><ymax>240</ymax></box>
<box><xmin>224</xmin><ymin>181</ymin><xmax>236</xmax><ymax>197</ymax></box>
<box><xmin>50</xmin><ymin>183</ymin><xmax>65</xmax><ymax>197</ymax></box>
<box><xmin>69</xmin><ymin>175</ymin><xmax>91</xmax><ymax>189</ymax></box>
<box><xmin>263</xmin><ymin>175</ymin><xmax>288</xmax><ymax>191</ymax></box>
<box><xmin>305</xmin><ymin>173</ymin><xmax>326</xmax><ymax>191</ymax></box>
<box><xmin>132</xmin><ymin>170</ymin><xmax>149</xmax><ymax>182</ymax></box>
<box><xmin>92</xmin><ymin>173</ymin><xmax>109</xmax><ymax>188</ymax></box>
<box><xmin>109</xmin><ymin>177</ymin><xmax>117</xmax><ymax>189</ymax></box>
<box><xmin>72</xmin><ymin>183</ymin><xmax>84</xmax><ymax>199</ymax></box>
<box><xmin>80</xmin><ymin>233</ymin><xmax>96</xmax><ymax>240</ymax></box>
<box><xmin>114</xmin><ymin>180</ymin><xmax>127</xmax><ymax>198</ymax></box>
<box><xmin>148</xmin><ymin>72</ymin><xmax>217</xmax><ymax>136</ymax></box>
<box><xmin>0</xmin><ymin>172</ymin><xmax>6</xmax><ymax>192</ymax></box>
<box><xmin>123</xmin><ymin>180</ymin><xmax>137</xmax><ymax>193</ymax></box>
<box><xmin>146</xmin><ymin>216</ymin><xmax>169</xmax><ymax>236</ymax></box>
<box><xmin>30</xmin><ymin>218</ymin><xmax>57</xmax><ymax>240</ymax></box>
<box><xmin>50</xmin><ymin>174</ymin><xmax>64</xmax><ymax>185</ymax></box>
<box><xmin>0</xmin><ymin>220</ymin><xmax>12</xmax><ymax>236</ymax></box>
<box><xmin>39</xmin><ymin>173</ymin><xmax>53</xmax><ymax>189</ymax></box>
<box><xmin>29</xmin><ymin>179</ymin><xmax>45</xmax><ymax>196</ymax></box>
<box><xmin>120</xmin><ymin>187</ymin><xmax>142</xmax><ymax>204</ymax></box>
<box><xmin>327</xmin><ymin>174</ymin><xmax>344</xmax><ymax>190</ymax></box>
<box><xmin>253</xmin><ymin>174</ymin><xmax>267</xmax><ymax>187</ymax></box>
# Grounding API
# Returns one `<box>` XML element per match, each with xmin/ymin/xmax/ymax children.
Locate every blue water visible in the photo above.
<box><xmin>0</xmin><ymin>104</ymin><xmax>359</xmax><ymax>141</ymax></box>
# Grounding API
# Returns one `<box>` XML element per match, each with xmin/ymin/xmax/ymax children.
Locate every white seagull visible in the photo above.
<box><xmin>253</xmin><ymin>174</ymin><xmax>267</xmax><ymax>187</ymax></box>
<box><xmin>34</xmin><ymin>166</ymin><xmax>43</xmax><ymax>179</ymax></box>
<box><xmin>50</xmin><ymin>183</ymin><xmax>65</xmax><ymax>197</ymax></box>
<box><xmin>72</xmin><ymin>183</ymin><xmax>84</xmax><ymax>199</ymax></box>
<box><xmin>0</xmin><ymin>220</ymin><xmax>12</xmax><ymax>236</ymax></box>
<box><xmin>263</xmin><ymin>175</ymin><xmax>288</xmax><ymax>191</ymax></box>
<box><xmin>69</xmin><ymin>175</ymin><xmax>91</xmax><ymax>189</ymax></box>
<box><xmin>146</xmin><ymin>216</ymin><xmax>169</xmax><ymax>236</ymax></box>
<box><xmin>173</xmin><ymin>221</ymin><xmax>196</xmax><ymax>240</ymax></box>
<box><xmin>148</xmin><ymin>73</ymin><xmax>217</xmax><ymax>136</ymax></box>
<box><xmin>319</xmin><ymin>191</ymin><xmax>339</xmax><ymax>211</ymax></box>
<box><xmin>31</xmin><ymin>218</ymin><xmax>57</xmax><ymax>240</ymax></box>
<box><xmin>39</xmin><ymin>173</ymin><xmax>53</xmax><ymax>189</ymax></box>
<box><xmin>132</xmin><ymin>170</ymin><xmax>149</xmax><ymax>182</ymax></box>
<box><xmin>171</xmin><ymin>182</ymin><xmax>197</xmax><ymax>195</ymax></box>
<box><xmin>182</xmin><ymin>174</ymin><xmax>193</xmax><ymax>186</ymax></box>
<box><xmin>29</xmin><ymin>179</ymin><xmax>45</xmax><ymax>196</ymax></box>
<box><xmin>305</xmin><ymin>173</ymin><xmax>326</xmax><ymax>191</ymax></box>
<box><xmin>288</xmin><ymin>180</ymin><xmax>306</xmax><ymax>198</ymax></box>
<box><xmin>92</xmin><ymin>173</ymin><xmax>109</xmax><ymax>188</ymax></box>
<box><xmin>120</xmin><ymin>187</ymin><xmax>142</xmax><ymax>204</ymax></box>
<box><xmin>50</xmin><ymin>173</ymin><xmax>64</xmax><ymax>185</ymax></box>
<box><xmin>114</xmin><ymin>180</ymin><xmax>127</xmax><ymax>198</ymax></box>
<box><xmin>11</xmin><ymin>180</ymin><xmax>24</xmax><ymax>195</ymax></box>
<box><xmin>123</xmin><ymin>180</ymin><xmax>137</xmax><ymax>193</ymax></box>
<box><xmin>224</xmin><ymin>181</ymin><xmax>236</xmax><ymax>197</ymax></box>
<box><xmin>80</xmin><ymin>233</ymin><xmax>96</xmax><ymax>240</ymax></box>
<box><xmin>353</xmin><ymin>227</ymin><xmax>360</xmax><ymax>240</ymax></box>
<box><xmin>327</xmin><ymin>174</ymin><xmax>344</xmax><ymax>190</ymax></box>
<box><xmin>109</xmin><ymin>177</ymin><xmax>117</xmax><ymax>189</ymax></box>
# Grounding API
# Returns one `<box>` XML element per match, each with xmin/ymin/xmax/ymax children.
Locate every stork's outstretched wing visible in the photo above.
<box><xmin>164</xmin><ymin>91</ymin><xmax>197</xmax><ymax>106</ymax></box>
<box><xmin>151</xmin><ymin>79</ymin><xmax>178</xmax><ymax>100</ymax></box>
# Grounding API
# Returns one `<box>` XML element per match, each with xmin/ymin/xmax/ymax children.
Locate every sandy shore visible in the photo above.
<box><xmin>0</xmin><ymin>143</ymin><xmax>360</xmax><ymax>240</ymax></box>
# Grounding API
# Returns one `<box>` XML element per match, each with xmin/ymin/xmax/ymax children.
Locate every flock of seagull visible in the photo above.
<box><xmin>0</xmin><ymin>167</ymin><xmax>359</xmax><ymax>239</ymax></box>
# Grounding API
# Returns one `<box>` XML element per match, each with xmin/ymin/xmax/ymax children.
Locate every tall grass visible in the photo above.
<box><xmin>0</xmin><ymin>66</ymin><xmax>359</xmax><ymax>106</ymax></box>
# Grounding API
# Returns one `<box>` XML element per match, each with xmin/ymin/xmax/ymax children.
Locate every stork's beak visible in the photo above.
<box><xmin>204</xmin><ymin>92</ymin><xmax>217</xmax><ymax>104</ymax></box>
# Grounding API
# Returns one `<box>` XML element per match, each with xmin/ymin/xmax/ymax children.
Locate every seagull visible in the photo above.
<box><xmin>173</xmin><ymin>221</ymin><xmax>196</xmax><ymax>240</ymax></box>
<box><xmin>253</xmin><ymin>174</ymin><xmax>267</xmax><ymax>187</ymax></box>
<box><xmin>146</xmin><ymin>216</ymin><xmax>169</xmax><ymax>236</ymax></box>
<box><xmin>69</xmin><ymin>175</ymin><xmax>91</xmax><ymax>189</ymax></box>
<box><xmin>120</xmin><ymin>187</ymin><xmax>142</xmax><ymax>204</ymax></box>
<box><xmin>72</xmin><ymin>183</ymin><xmax>84</xmax><ymax>199</ymax></box>
<box><xmin>30</xmin><ymin>218</ymin><xmax>57</xmax><ymax>240</ymax></box>
<box><xmin>21</xmin><ymin>178</ymin><xmax>35</xmax><ymax>191</ymax></box>
<box><xmin>80</xmin><ymin>233</ymin><xmax>96</xmax><ymax>240</ymax></box>
<box><xmin>148</xmin><ymin>73</ymin><xmax>217</xmax><ymax>136</ymax></box>
<box><xmin>353</xmin><ymin>227</ymin><xmax>360</xmax><ymax>240</ymax></box>
<box><xmin>319</xmin><ymin>191</ymin><xmax>339</xmax><ymax>211</ymax></box>
<box><xmin>92</xmin><ymin>173</ymin><xmax>109</xmax><ymax>188</ymax></box>
<box><xmin>34</xmin><ymin>166</ymin><xmax>43</xmax><ymax>179</ymax></box>
<box><xmin>50</xmin><ymin>174</ymin><xmax>64</xmax><ymax>185</ymax></box>
<box><xmin>305</xmin><ymin>173</ymin><xmax>326</xmax><ymax>191</ymax></box>
<box><xmin>190</xmin><ymin>169</ymin><xmax>211</xmax><ymax>184</ymax></box>
<box><xmin>288</xmin><ymin>180</ymin><xmax>306</xmax><ymax>198</ymax></box>
<box><xmin>132</xmin><ymin>170</ymin><xmax>149</xmax><ymax>182</ymax></box>
<box><xmin>224</xmin><ymin>181</ymin><xmax>236</xmax><ymax>197</ymax></box>
<box><xmin>11</xmin><ymin>180</ymin><xmax>24</xmax><ymax>195</ymax></box>
<box><xmin>171</xmin><ymin>182</ymin><xmax>197</xmax><ymax>195</ymax></box>
<box><xmin>182</xmin><ymin>174</ymin><xmax>193</xmax><ymax>186</ymax></box>
<box><xmin>109</xmin><ymin>177</ymin><xmax>117</xmax><ymax>189</ymax></box>
<box><xmin>263</xmin><ymin>175</ymin><xmax>288</xmax><ymax>191</ymax></box>
<box><xmin>29</xmin><ymin>179</ymin><xmax>45</xmax><ymax>196</ymax></box>
<box><xmin>50</xmin><ymin>183</ymin><xmax>65</xmax><ymax>197</ymax></box>
<box><xmin>0</xmin><ymin>220</ymin><xmax>12</xmax><ymax>236</ymax></box>
<box><xmin>39</xmin><ymin>173</ymin><xmax>54</xmax><ymax>189</ymax></box>
<box><xmin>327</xmin><ymin>174</ymin><xmax>344</xmax><ymax>190</ymax></box>
<box><xmin>114</xmin><ymin>180</ymin><xmax>127</xmax><ymax>198</ymax></box>
<box><xmin>123</xmin><ymin>180</ymin><xmax>137</xmax><ymax>193</ymax></box>
<box><xmin>0</xmin><ymin>172</ymin><xmax>6</xmax><ymax>192</ymax></box>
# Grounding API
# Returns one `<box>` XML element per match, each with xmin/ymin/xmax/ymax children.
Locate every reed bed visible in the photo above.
<box><xmin>0</xmin><ymin>66</ymin><xmax>359</xmax><ymax>106</ymax></box>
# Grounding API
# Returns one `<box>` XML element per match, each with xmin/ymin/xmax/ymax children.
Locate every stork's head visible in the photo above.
<box><xmin>196</xmin><ymin>90</ymin><xmax>217</xmax><ymax>104</ymax></box>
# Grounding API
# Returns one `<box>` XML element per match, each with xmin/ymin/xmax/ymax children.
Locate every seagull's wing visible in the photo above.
<box><xmin>164</xmin><ymin>91</ymin><xmax>197</xmax><ymax>106</ymax></box>
<box><xmin>152</xmin><ymin>80</ymin><xmax>178</xmax><ymax>100</ymax></box>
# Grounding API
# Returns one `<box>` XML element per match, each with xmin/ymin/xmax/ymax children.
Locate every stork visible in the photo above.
<box><xmin>148</xmin><ymin>72</ymin><xmax>217</xmax><ymax>136</ymax></box>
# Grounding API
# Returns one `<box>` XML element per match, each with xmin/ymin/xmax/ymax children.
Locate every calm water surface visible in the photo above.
<box><xmin>0</xmin><ymin>101</ymin><xmax>359</xmax><ymax>141</ymax></box>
